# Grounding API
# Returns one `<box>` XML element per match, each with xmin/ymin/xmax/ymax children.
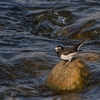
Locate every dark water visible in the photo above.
<box><xmin>0</xmin><ymin>0</ymin><xmax>100</xmax><ymax>100</ymax></box>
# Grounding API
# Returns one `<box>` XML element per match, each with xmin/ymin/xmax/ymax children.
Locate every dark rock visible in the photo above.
<box><xmin>46</xmin><ymin>58</ymin><xmax>90</xmax><ymax>93</ymax></box>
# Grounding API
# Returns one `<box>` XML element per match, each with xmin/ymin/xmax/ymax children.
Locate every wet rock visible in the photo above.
<box><xmin>77</xmin><ymin>52</ymin><xmax>100</xmax><ymax>62</ymax></box>
<box><xmin>46</xmin><ymin>58</ymin><xmax>90</xmax><ymax>93</ymax></box>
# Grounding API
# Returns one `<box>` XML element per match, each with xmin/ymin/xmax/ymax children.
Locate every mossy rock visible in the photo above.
<box><xmin>46</xmin><ymin>58</ymin><xmax>90</xmax><ymax>93</ymax></box>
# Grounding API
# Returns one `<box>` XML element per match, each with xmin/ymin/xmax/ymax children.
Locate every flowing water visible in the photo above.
<box><xmin>0</xmin><ymin>0</ymin><xmax>100</xmax><ymax>100</ymax></box>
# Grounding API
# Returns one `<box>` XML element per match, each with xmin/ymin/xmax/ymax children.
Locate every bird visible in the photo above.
<box><xmin>55</xmin><ymin>36</ymin><xmax>91</xmax><ymax>62</ymax></box>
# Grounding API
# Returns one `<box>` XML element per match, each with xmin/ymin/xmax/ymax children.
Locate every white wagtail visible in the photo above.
<box><xmin>55</xmin><ymin>36</ymin><xmax>91</xmax><ymax>62</ymax></box>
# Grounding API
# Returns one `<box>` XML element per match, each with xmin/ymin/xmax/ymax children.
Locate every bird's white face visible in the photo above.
<box><xmin>55</xmin><ymin>46</ymin><xmax>62</xmax><ymax>52</ymax></box>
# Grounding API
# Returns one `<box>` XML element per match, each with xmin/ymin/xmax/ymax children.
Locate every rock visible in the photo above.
<box><xmin>46</xmin><ymin>58</ymin><xmax>90</xmax><ymax>93</ymax></box>
<box><xmin>77</xmin><ymin>52</ymin><xmax>100</xmax><ymax>62</ymax></box>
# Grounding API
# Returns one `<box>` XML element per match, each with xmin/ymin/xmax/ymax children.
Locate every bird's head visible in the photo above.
<box><xmin>55</xmin><ymin>46</ymin><xmax>64</xmax><ymax>52</ymax></box>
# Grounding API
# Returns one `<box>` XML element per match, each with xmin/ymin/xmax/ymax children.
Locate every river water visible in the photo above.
<box><xmin>0</xmin><ymin>0</ymin><xmax>100</xmax><ymax>100</ymax></box>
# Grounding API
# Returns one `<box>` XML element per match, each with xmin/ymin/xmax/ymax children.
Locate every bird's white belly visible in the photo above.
<box><xmin>60</xmin><ymin>52</ymin><xmax>77</xmax><ymax>61</ymax></box>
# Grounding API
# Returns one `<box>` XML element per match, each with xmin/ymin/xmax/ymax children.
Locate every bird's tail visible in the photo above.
<box><xmin>74</xmin><ymin>36</ymin><xmax>92</xmax><ymax>51</ymax></box>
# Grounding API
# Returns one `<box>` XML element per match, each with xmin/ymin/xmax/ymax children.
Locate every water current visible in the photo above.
<box><xmin>0</xmin><ymin>0</ymin><xmax>100</xmax><ymax>100</ymax></box>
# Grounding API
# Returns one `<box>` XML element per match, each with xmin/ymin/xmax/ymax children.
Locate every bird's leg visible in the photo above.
<box><xmin>68</xmin><ymin>58</ymin><xmax>72</xmax><ymax>62</ymax></box>
<box><xmin>65</xmin><ymin>59</ymin><xmax>72</xmax><ymax>67</ymax></box>
<box><xmin>63</xmin><ymin>58</ymin><xmax>73</xmax><ymax>67</ymax></box>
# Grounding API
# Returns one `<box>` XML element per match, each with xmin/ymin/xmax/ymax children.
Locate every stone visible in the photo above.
<box><xmin>46</xmin><ymin>58</ymin><xmax>90</xmax><ymax>93</ymax></box>
<box><xmin>77</xmin><ymin>52</ymin><xmax>100</xmax><ymax>62</ymax></box>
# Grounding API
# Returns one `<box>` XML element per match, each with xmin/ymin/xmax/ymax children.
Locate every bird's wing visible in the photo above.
<box><xmin>62</xmin><ymin>47</ymin><xmax>75</xmax><ymax>55</ymax></box>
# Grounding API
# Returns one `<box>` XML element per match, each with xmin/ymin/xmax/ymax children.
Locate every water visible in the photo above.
<box><xmin>0</xmin><ymin>0</ymin><xmax>100</xmax><ymax>100</ymax></box>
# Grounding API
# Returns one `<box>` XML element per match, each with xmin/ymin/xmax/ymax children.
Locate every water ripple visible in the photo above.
<box><xmin>0</xmin><ymin>0</ymin><xmax>100</xmax><ymax>99</ymax></box>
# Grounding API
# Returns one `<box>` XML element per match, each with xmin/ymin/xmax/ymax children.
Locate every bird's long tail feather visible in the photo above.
<box><xmin>74</xmin><ymin>36</ymin><xmax>92</xmax><ymax>51</ymax></box>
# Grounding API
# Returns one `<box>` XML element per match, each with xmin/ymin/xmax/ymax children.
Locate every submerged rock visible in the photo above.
<box><xmin>46</xmin><ymin>58</ymin><xmax>90</xmax><ymax>93</ymax></box>
<box><xmin>77</xmin><ymin>52</ymin><xmax>100</xmax><ymax>62</ymax></box>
